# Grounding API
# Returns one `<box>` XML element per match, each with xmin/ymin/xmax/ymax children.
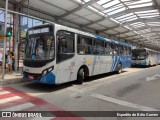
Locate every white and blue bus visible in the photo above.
<box><xmin>132</xmin><ymin>48</ymin><xmax>160</xmax><ymax>66</ymax></box>
<box><xmin>23</xmin><ymin>24</ymin><xmax>132</xmax><ymax>84</ymax></box>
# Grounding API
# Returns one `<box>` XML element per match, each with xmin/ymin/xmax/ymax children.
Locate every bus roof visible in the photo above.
<box><xmin>95</xmin><ymin>35</ymin><xmax>131</xmax><ymax>47</ymax></box>
<box><xmin>28</xmin><ymin>23</ymin><xmax>131</xmax><ymax>47</ymax></box>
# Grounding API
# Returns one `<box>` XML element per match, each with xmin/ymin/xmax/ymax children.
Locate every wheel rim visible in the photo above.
<box><xmin>82</xmin><ymin>71</ymin><xmax>84</xmax><ymax>79</ymax></box>
<box><xmin>119</xmin><ymin>65</ymin><xmax>122</xmax><ymax>73</ymax></box>
<box><xmin>120</xmin><ymin>68</ymin><xmax>122</xmax><ymax>73</ymax></box>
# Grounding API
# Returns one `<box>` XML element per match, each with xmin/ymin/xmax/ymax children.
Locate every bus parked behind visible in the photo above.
<box><xmin>132</xmin><ymin>48</ymin><xmax>160</xmax><ymax>67</ymax></box>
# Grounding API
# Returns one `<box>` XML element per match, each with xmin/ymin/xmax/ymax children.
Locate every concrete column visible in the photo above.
<box><xmin>13</xmin><ymin>14</ymin><xmax>20</xmax><ymax>71</ymax></box>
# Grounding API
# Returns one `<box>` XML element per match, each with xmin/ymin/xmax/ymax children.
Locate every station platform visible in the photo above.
<box><xmin>0</xmin><ymin>61</ymin><xmax>25</xmax><ymax>86</ymax></box>
<box><xmin>0</xmin><ymin>68</ymin><xmax>24</xmax><ymax>86</ymax></box>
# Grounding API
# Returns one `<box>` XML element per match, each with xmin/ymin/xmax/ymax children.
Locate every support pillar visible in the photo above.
<box><xmin>13</xmin><ymin>14</ymin><xmax>20</xmax><ymax>72</ymax></box>
<box><xmin>2</xmin><ymin>0</ymin><xmax>8</xmax><ymax>80</ymax></box>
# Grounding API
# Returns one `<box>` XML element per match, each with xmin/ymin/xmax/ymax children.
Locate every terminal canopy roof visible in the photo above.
<box><xmin>0</xmin><ymin>0</ymin><xmax>160</xmax><ymax>50</ymax></box>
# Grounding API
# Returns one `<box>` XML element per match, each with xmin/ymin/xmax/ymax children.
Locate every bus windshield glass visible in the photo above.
<box><xmin>132</xmin><ymin>49</ymin><xmax>146</xmax><ymax>60</ymax></box>
<box><xmin>25</xmin><ymin>26</ymin><xmax>54</xmax><ymax>60</ymax></box>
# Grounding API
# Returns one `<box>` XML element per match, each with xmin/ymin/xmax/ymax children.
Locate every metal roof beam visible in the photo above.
<box><xmin>137</xmin><ymin>26</ymin><xmax>160</xmax><ymax>31</ymax></box>
<box><xmin>82</xmin><ymin>17</ymin><xmax>106</xmax><ymax>27</ymax></box>
<box><xmin>153</xmin><ymin>39</ymin><xmax>160</xmax><ymax>41</ymax></box>
<box><xmin>56</xmin><ymin>0</ymin><xmax>99</xmax><ymax>20</ymax></box>
<box><xmin>134</xmin><ymin>41</ymin><xmax>147</xmax><ymax>44</ymax></box>
<box><xmin>114</xmin><ymin>30</ymin><xmax>130</xmax><ymax>35</ymax></box>
<box><xmin>152</xmin><ymin>36</ymin><xmax>160</xmax><ymax>39</ymax></box>
<box><xmin>104</xmin><ymin>18</ymin><xmax>160</xmax><ymax>31</ymax></box>
<box><xmin>124</xmin><ymin>18</ymin><xmax>160</xmax><ymax>25</ymax></box>
<box><xmin>111</xmin><ymin>6</ymin><xmax>156</xmax><ymax>18</ymax></box>
<box><xmin>142</xmin><ymin>31</ymin><xmax>160</xmax><ymax>35</ymax></box>
<box><xmin>89</xmin><ymin>6</ymin><xmax>156</xmax><ymax>27</ymax></box>
<box><xmin>98</xmin><ymin>5</ymin><xmax>160</xmax><ymax>31</ymax></box>
<box><xmin>139</xmin><ymin>41</ymin><xmax>152</xmax><ymax>44</ymax></box>
<box><xmin>152</xmin><ymin>0</ymin><xmax>160</xmax><ymax>10</ymax></box>
<box><xmin>123</xmin><ymin>34</ymin><xmax>137</xmax><ymax>39</ymax></box>
<box><xmin>101</xmin><ymin>0</ymin><xmax>112</xmax><ymax>5</ymax></box>
<box><xmin>129</xmin><ymin>39</ymin><xmax>142</xmax><ymax>41</ymax></box>
<box><xmin>16</xmin><ymin>0</ymin><xmax>28</xmax><ymax>9</ymax></box>
<box><xmin>79</xmin><ymin>6</ymin><xmax>157</xmax><ymax>27</ymax></box>
<box><xmin>129</xmin><ymin>37</ymin><xmax>144</xmax><ymax>41</ymax></box>
<box><xmin>99</xmin><ymin>25</ymin><xmax>119</xmax><ymax>32</ymax></box>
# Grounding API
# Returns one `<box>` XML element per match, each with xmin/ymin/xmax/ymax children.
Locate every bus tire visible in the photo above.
<box><xmin>77</xmin><ymin>69</ymin><xmax>84</xmax><ymax>84</ymax></box>
<box><xmin>117</xmin><ymin>64</ymin><xmax>122</xmax><ymax>74</ymax></box>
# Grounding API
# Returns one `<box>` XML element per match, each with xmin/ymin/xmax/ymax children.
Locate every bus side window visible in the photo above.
<box><xmin>77</xmin><ymin>35</ymin><xmax>92</xmax><ymax>55</ymax></box>
<box><xmin>128</xmin><ymin>47</ymin><xmax>132</xmax><ymax>56</ymax></box>
<box><xmin>96</xmin><ymin>40</ymin><xmax>104</xmax><ymax>55</ymax></box>
<box><xmin>105</xmin><ymin>42</ymin><xmax>112</xmax><ymax>55</ymax></box>
<box><xmin>146</xmin><ymin>51</ymin><xmax>149</xmax><ymax>57</ymax></box>
<box><xmin>123</xmin><ymin>47</ymin><xmax>127</xmax><ymax>56</ymax></box>
<box><xmin>61</xmin><ymin>38</ymin><xmax>67</xmax><ymax>53</ymax></box>
<box><xmin>57</xmin><ymin>30</ymin><xmax>75</xmax><ymax>63</ymax></box>
<box><xmin>85</xmin><ymin>37</ymin><xmax>93</xmax><ymax>54</ymax></box>
<box><xmin>77</xmin><ymin>35</ymin><xmax>84</xmax><ymax>54</ymax></box>
<box><xmin>111</xmin><ymin>43</ymin><xmax>117</xmax><ymax>56</ymax></box>
<box><xmin>118</xmin><ymin>45</ymin><xmax>123</xmax><ymax>56</ymax></box>
<box><xmin>93</xmin><ymin>39</ymin><xmax>97</xmax><ymax>54</ymax></box>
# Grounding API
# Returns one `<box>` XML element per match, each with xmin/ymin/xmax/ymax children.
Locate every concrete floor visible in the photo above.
<box><xmin>1</xmin><ymin>65</ymin><xmax>160</xmax><ymax>120</ymax></box>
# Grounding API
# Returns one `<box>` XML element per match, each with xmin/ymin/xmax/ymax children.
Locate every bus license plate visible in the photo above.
<box><xmin>28</xmin><ymin>76</ymin><xmax>34</xmax><ymax>79</ymax></box>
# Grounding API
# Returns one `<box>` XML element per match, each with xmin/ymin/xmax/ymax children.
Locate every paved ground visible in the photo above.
<box><xmin>0</xmin><ymin>70</ymin><xmax>23</xmax><ymax>86</ymax></box>
<box><xmin>0</xmin><ymin>65</ymin><xmax>160</xmax><ymax>120</ymax></box>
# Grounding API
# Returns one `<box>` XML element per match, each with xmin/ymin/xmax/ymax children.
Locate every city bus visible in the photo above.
<box><xmin>131</xmin><ymin>48</ymin><xmax>160</xmax><ymax>66</ymax></box>
<box><xmin>23</xmin><ymin>23</ymin><xmax>132</xmax><ymax>84</ymax></box>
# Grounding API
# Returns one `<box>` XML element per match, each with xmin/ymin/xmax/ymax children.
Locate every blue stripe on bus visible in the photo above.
<box><xmin>95</xmin><ymin>35</ymin><xmax>132</xmax><ymax>47</ymax></box>
<box><xmin>111</xmin><ymin>56</ymin><xmax>116</xmax><ymax>71</ymax></box>
<box><xmin>111</xmin><ymin>56</ymin><xmax>131</xmax><ymax>71</ymax></box>
<box><xmin>111</xmin><ymin>56</ymin><xmax>119</xmax><ymax>71</ymax></box>
<box><xmin>38</xmin><ymin>72</ymin><xmax>55</xmax><ymax>84</ymax></box>
<box><xmin>113</xmin><ymin>56</ymin><xmax>120</xmax><ymax>71</ymax></box>
<box><xmin>119</xmin><ymin>42</ymin><xmax>131</xmax><ymax>47</ymax></box>
<box><xmin>112</xmin><ymin>56</ymin><xmax>117</xmax><ymax>71</ymax></box>
<box><xmin>95</xmin><ymin>36</ymin><xmax>106</xmax><ymax>41</ymax></box>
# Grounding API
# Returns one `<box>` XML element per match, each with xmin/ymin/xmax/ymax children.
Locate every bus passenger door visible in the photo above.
<box><xmin>56</xmin><ymin>30</ymin><xmax>75</xmax><ymax>83</ymax></box>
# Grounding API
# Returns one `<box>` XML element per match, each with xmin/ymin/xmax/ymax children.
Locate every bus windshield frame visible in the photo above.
<box><xmin>25</xmin><ymin>25</ymin><xmax>55</xmax><ymax>61</ymax></box>
<box><xmin>132</xmin><ymin>49</ymin><xmax>147</xmax><ymax>60</ymax></box>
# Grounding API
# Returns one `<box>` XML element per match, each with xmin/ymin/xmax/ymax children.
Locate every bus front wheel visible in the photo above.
<box><xmin>77</xmin><ymin>69</ymin><xmax>84</xmax><ymax>84</ymax></box>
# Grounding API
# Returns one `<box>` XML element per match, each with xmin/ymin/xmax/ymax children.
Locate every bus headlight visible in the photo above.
<box><xmin>42</xmin><ymin>66</ymin><xmax>54</xmax><ymax>76</ymax></box>
<box><xmin>42</xmin><ymin>70</ymin><xmax>48</xmax><ymax>76</ymax></box>
<box><xmin>48</xmin><ymin>67</ymin><xmax>53</xmax><ymax>72</ymax></box>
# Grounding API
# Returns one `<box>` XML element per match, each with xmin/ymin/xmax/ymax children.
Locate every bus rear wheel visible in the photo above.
<box><xmin>117</xmin><ymin>64</ymin><xmax>122</xmax><ymax>74</ymax></box>
<box><xmin>77</xmin><ymin>69</ymin><xmax>84</xmax><ymax>84</ymax></box>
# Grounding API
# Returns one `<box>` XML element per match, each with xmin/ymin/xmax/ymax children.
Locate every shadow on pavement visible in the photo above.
<box><xmin>22</xmin><ymin>71</ymin><xmax>127</xmax><ymax>93</ymax></box>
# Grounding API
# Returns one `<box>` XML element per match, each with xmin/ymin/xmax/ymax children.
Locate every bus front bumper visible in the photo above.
<box><xmin>23</xmin><ymin>72</ymin><xmax>56</xmax><ymax>84</ymax></box>
<box><xmin>131</xmin><ymin>60</ymin><xmax>148</xmax><ymax>66</ymax></box>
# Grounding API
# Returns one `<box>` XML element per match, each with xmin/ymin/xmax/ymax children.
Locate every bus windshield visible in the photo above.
<box><xmin>25</xmin><ymin>33</ymin><xmax>55</xmax><ymax>60</ymax></box>
<box><xmin>132</xmin><ymin>49</ymin><xmax>146</xmax><ymax>60</ymax></box>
